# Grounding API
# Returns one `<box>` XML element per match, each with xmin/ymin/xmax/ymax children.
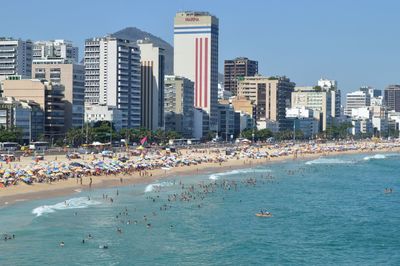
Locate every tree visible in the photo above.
<box><xmin>66</xmin><ymin>126</ymin><xmax>93</xmax><ymax>147</ymax></box>
<box><xmin>241</xmin><ymin>128</ymin><xmax>254</xmax><ymax>140</ymax></box>
<box><xmin>256</xmin><ymin>128</ymin><xmax>273</xmax><ymax>141</ymax></box>
<box><xmin>0</xmin><ymin>126</ymin><xmax>22</xmax><ymax>143</ymax></box>
<box><xmin>91</xmin><ymin>121</ymin><xmax>117</xmax><ymax>143</ymax></box>
<box><xmin>313</xmin><ymin>86</ymin><xmax>322</xmax><ymax>92</ymax></box>
<box><xmin>325</xmin><ymin>122</ymin><xmax>353</xmax><ymax>139</ymax></box>
<box><xmin>203</xmin><ymin>131</ymin><xmax>216</xmax><ymax>141</ymax></box>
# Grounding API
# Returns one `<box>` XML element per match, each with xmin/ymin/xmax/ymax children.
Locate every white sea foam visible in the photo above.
<box><xmin>32</xmin><ymin>197</ymin><xmax>101</xmax><ymax>217</ymax></box>
<box><xmin>144</xmin><ymin>181</ymin><xmax>174</xmax><ymax>193</ymax></box>
<box><xmin>209</xmin><ymin>168</ymin><xmax>272</xmax><ymax>180</ymax></box>
<box><xmin>305</xmin><ymin>158</ymin><xmax>351</xmax><ymax>165</ymax></box>
<box><xmin>363</xmin><ymin>154</ymin><xmax>386</xmax><ymax>161</ymax></box>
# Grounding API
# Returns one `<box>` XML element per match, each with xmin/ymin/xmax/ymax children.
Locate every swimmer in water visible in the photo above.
<box><xmin>60</xmin><ymin>241</ymin><xmax>65</xmax><ymax>247</ymax></box>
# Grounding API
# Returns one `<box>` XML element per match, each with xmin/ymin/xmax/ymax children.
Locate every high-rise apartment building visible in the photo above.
<box><xmin>33</xmin><ymin>40</ymin><xmax>79</xmax><ymax>63</ymax></box>
<box><xmin>164</xmin><ymin>75</ymin><xmax>194</xmax><ymax>137</ymax></box>
<box><xmin>224</xmin><ymin>57</ymin><xmax>258</xmax><ymax>96</ymax></box>
<box><xmin>384</xmin><ymin>85</ymin><xmax>400</xmax><ymax>112</ymax></box>
<box><xmin>174</xmin><ymin>11</ymin><xmax>219</xmax><ymax>135</ymax></box>
<box><xmin>84</xmin><ymin>36</ymin><xmax>141</xmax><ymax>128</ymax></box>
<box><xmin>345</xmin><ymin>90</ymin><xmax>371</xmax><ymax>116</ymax></box>
<box><xmin>138</xmin><ymin>40</ymin><xmax>165</xmax><ymax>130</ymax></box>
<box><xmin>0</xmin><ymin>38</ymin><xmax>32</xmax><ymax>80</ymax></box>
<box><xmin>32</xmin><ymin>60</ymin><xmax>85</xmax><ymax>129</ymax></box>
<box><xmin>292</xmin><ymin>87</ymin><xmax>332</xmax><ymax>131</ymax></box>
<box><xmin>237</xmin><ymin>76</ymin><xmax>294</xmax><ymax>131</ymax></box>
<box><xmin>317</xmin><ymin>78</ymin><xmax>341</xmax><ymax>118</ymax></box>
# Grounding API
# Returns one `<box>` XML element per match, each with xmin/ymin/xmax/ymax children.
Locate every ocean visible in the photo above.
<box><xmin>0</xmin><ymin>153</ymin><xmax>399</xmax><ymax>265</ymax></box>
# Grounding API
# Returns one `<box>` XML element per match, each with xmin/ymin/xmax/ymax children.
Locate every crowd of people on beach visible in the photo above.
<box><xmin>0</xmin><ymin>139</ymin><xmax>399</xmax><ymax>189</ymax></box>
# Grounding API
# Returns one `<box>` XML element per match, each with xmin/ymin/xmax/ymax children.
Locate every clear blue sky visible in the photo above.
<box><xmin>2</xmin><ymin>0</ymin><xmax>399</xmax><ymax>93</ymax></box>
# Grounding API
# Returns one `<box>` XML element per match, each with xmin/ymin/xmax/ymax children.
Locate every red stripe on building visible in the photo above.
<box><xmin>199</xmin><ymin>38</ymin><xmax>203</xmax><ymax>107</ymax></box>
<box><xmin>195</xmin><ymin>38</ymin><xmax>198</xmax><ymax>107</ymax></box>
<box><xmin>205</xmin><ymin>38</ymin><xmax>208</xmax><ymax>108</ymax></box>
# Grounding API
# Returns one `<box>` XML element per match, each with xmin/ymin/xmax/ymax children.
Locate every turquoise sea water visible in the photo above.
<box><xmin>0</xmin><ymin>153</ymin><xmax>399</xmax><ymax>265</ymax></box>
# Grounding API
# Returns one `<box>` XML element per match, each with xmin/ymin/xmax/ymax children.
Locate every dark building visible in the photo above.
<box><xmin>384</xmin><ymin>85</ymin><xmax>400</xmax><ymax>111</ymax></box>
<box><xmin>224</xmin><ymin>57</ymin><xmax>258</xmax><ymax>96</ymax></box>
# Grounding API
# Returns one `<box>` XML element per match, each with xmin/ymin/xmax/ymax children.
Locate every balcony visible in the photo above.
<box><xmin>0</xmin><ymin>48</ymin><xmax>16</xmax><ymax>52</ymax></box>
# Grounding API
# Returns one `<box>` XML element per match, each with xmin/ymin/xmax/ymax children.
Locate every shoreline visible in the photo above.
<box><xmin>1</xmin><ymin>146</ymin><xmax>399</xmax><ymax>208</ymax></box>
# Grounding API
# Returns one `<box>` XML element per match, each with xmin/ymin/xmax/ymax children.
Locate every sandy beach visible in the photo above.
<box><xmin>1</xmin><ymin>140</ymin><xmax>399</xmax><ymax>207</ymax></box>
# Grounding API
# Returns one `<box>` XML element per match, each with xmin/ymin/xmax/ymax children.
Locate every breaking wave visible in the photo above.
<box><xmin>209</xmin><ymin>168</ymin><xmax>272</xmax><ymax>180</ymax></box>
<box><xmin>32</xmin><ymin>197</ymin><xmax>101</xmax><ymax>217</ymax></box>
<box><xmin>305</xmin><ymin>158</ymin><xmax>352</xmax><ymax>165</ymax></box>
<box><xmin>144</xmin><ymin>181</ymin><xmax>174</xmax><ymax>193</ymax></box>
<box><xmin>363</xmin><ymin>154</ymin><xmax>386</xmax><ymax>161</ymax></box>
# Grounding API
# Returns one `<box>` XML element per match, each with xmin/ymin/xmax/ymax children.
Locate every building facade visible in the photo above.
<box><xmin>317</xmin><ymin>79</ymin><xmax>341</xmax><ymax>118</ymax></box>
<box><xmin>292</xmin><ymin>86</ymin><xmax>332</xmax><ymax>131</ymax></box>
<box><xmin>1</xmin><ymin>79</ymin><xmax>64</xmax><ymax>139</ymax></box>
<box><xmin>237</xmin><ymin>76</ymin><xmax>294</xmax><ymax>131</ymax></box>
<box><xmin>0</xmin><ymin>38</ymin><xmax>32</xmax><ymax>80</ymax></box>
<box><xmin>345</xmin><ymin>90</ymin><xmax>371</xmax><ymax>116</ymax></box>
<box><xmin>174</xmin><ymin>11</ymin><xmax>219</xmax><ymax>134</ymax></box>
<box><xmin>33</xmin><ymin>40</ymin><xmax>79</xmax><ymax>63</ymax></box>
<box><xmin>217</xmin><ymin>103</ymin><xmax>235</xmax><ymax>141</ymax></box>
<box><xmin>84</xmin><ymin>104</ymin><xmax>123</xmax><ymax>131</ymax></box>
<box><xmin>0</xmin><ymin>97</ymin><xmax>33</xmax><ymax>143</ymax></box>
<box><xmin>138</xmin><ymin>40</ymin><xmax>165</xmax><ymax>130</ymax></box>
<box><xmin>84</xmin><ymin>36</ymin><xmax>141</xmax><ymax>128</ymax></box>
<box><xmin>32</xmin><ymin>60</ymin><xmax>85</xmax><ymax>129</ymax></box>
<box><xmin>164</xmin><ymin>75</ymin><xmax>194</xmax><ymax>138</ymax></box>
<box><xmin>224</xmin><ymin>57</ymin><xmax>258</xmax><ymax>96</ymax></box>
<box><xmin>384</xmin><ymin>85</ymin><xmax>400</xmax><ymax>112</ymax></box>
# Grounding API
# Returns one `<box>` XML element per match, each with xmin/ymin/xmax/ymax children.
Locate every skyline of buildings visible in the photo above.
<box><xmin>1</xmin><ymin>10</ymin><xmax>400</xmax><ymax>143</ymax></box>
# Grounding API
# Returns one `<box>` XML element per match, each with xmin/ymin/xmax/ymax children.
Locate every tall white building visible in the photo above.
<box><xmin>345</xmin><ymin>91</ymin><xmax>370</xmax><ymax>116</ymax></box>
<box><xmin>318</xmin><ymin>78</ymin><xmax>341</xmax><ymax>118</ymax></box>
<box><xmin>174</xmin><ymin>11</ymin><xmax>219</xmax><ymax>135</ymax></box>
<box><xmin>138</xmin><ymin>40</ymin><xmax>165</xmax><ymax>130</ymax></box>
<box><xmin>33</xmin><ymin>40</ymin><xmax>79</xmax><ymax>63</ymax></box>
<box><xmin>84</xmin><ymin>36</ymin><xmax>141</xmax><ymax>128</ymax></box>
<box><xmin>0</xmin><ymin>38</ymin><xmax>32</xmax><ymax>80</ymax></box>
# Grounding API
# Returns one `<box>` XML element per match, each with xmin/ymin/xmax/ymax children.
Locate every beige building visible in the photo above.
<box><xmin>1</xmin><ymin>79</ymin><xmax>45</xmax><ymax>107</ymax></box>
<box><xmin>228</xmin><ymin>96</ymin><xmax>254</xmax><ymax>117</ymax></box>
<box><xmin>237</xmin><ymin>76</ymin><xmax>294</xmax><ymax>131</ymax></box>
<box><xmin>138</xmin><ymin>40</ymin><xmax>165</xmax><ymax>130</ymax></box>
<box><xmin>291</xmin><ymin>86</ymin><xmax>332</xmax><ymax>131</ymax></box>
<box><xmin>32</xmin><ymin>60</ymin><xmax>84</xmax><ymax>129</ymax></box>
<box><xmin>1</xmin><ymin>79</ymin><xmax>65</xmax><ymax>138</ymax></box>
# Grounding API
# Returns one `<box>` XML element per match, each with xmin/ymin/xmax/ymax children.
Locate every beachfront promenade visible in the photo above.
<box><xmin>1</xmin><ymin>139</ymin><xmax>400</xmax><ymax>205</ymax></box>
